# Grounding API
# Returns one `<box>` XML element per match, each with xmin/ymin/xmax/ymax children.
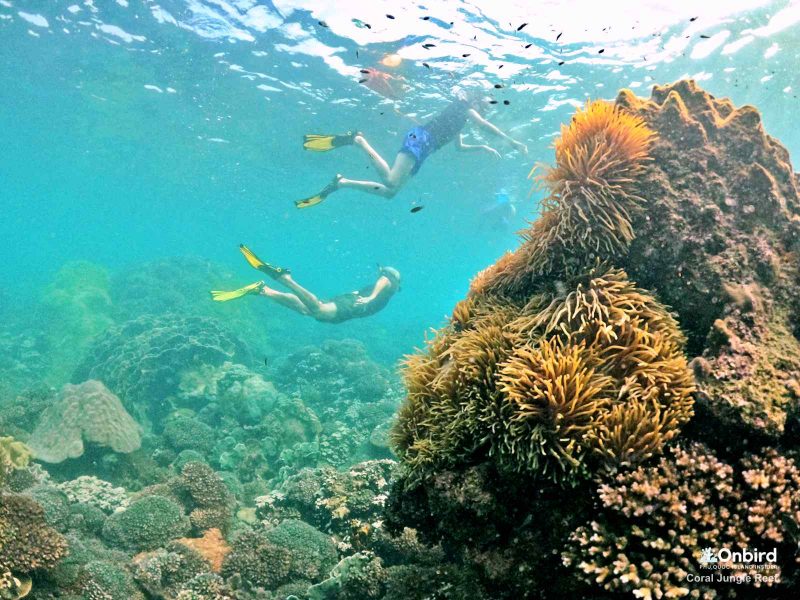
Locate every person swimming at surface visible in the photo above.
<box><xmin>295</xmin><ymin>87</ymin><xmax>528</xmax><ymax>208</ymax></box>
<box><xmin>210</xmin><ymin>245</ymin><xmax>401</xmax><ymax>324</ymax></box>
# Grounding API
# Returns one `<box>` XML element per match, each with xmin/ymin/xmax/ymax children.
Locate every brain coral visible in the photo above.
<box><xmin>102</xmin><ymin>495</ymin><xmax>190</xmax><ymax>552</ymax></box>
<box><xmin>28</xmin><ymin>380</ymin><xmax>141</xmax><ymax>464</ymax></box>
<box><xmin>73</xmin><ymin>314</ymin><xmax>251</xmax><ymax>427</ymax></box>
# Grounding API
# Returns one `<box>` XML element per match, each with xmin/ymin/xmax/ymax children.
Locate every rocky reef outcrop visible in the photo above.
<box><xmin>386</xmin><ymin>80</ymin><xmax>800</xmax><ymax>599</ymax></box>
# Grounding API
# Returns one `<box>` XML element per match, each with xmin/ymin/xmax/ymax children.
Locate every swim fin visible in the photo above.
<box><xmin>210</xmin><ymin>280</ymin><xmax>263</xmax><ymax>302</ymax></box>
<box><xmin>295</xmin><ymin>175</ymin><xmax>341</xmax><ymax>209</ymax></box>
<box><xmin>303</xmin><ymin>131</ymin><xmax>358</xmax><ymax>152</ymax></box>
<box><xmin>239</xmin><ymin>244</ymin><xmax>290</xmax><ymax>279</ymax></box>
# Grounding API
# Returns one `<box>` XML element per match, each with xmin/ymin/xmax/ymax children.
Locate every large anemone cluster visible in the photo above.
<box><xmin>393</xmin><ymin>100</ymin><xmax>694</xmax><ymax>484</ymax></box>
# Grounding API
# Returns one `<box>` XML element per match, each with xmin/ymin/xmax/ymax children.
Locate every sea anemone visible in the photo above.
<box><xmin>474</xmin><ymin>100</ymin><xmax>656</xmax><ymax>298</ymax></box>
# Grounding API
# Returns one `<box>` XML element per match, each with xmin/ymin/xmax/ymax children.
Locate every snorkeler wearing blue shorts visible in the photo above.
<box><xmin>296</xmin><ymin>89</ymin><xmax>528</xmax><ymax>208</ymax></box>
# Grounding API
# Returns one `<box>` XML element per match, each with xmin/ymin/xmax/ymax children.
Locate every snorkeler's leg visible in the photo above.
<box><xmin>277</xmin><ymin>275</ymin><xmax>339</xmax><ymax>319</ymax></box>
<box><xmin>353</xmin><ymin>135</ymin><xmax>392</xmax><ymax>182</ymax></box>
<box><xmin>337</xmin><ymin>152</ymin><xmax>414</xmax><ymax>198</ymax></box>
<box><xmin>259</xmin><ymin>286</ymin><xmax>311</xmax><ymax>315</ymax></box>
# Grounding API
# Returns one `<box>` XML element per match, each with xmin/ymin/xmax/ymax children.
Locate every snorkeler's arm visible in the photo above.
<box><xmin>456</xmin><ymin>134</ymin><xmax>501</xmax><ymax>158</ymax></box>
<box><xmin>355</xmin><ymin>277</ymin><xmax>391</xmax><ymax>305</ymax></box>
<box><xmin>467</xmin><ymin>109</ymin><xmax>528</xmax><ymax>154</ymax></box>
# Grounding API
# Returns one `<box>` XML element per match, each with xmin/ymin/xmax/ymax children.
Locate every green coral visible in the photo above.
<box><xmin>102</xmin><ymin>494</ymin><xmax>190</xmax><ymax>552</ymax></box>
<box><xmin>0</xmin><ymin>437</ymin><xmax>30</xmax><ymax>487</ymax></box>
<box><xmin>81</xmin><ymin>560</ymin><xmax>144</xmax><ymax>600</ymax></box>
<box><xmin>163</xmin><ymin>416</ymin><xmax>216</xmax><ymax>455</ymax></box>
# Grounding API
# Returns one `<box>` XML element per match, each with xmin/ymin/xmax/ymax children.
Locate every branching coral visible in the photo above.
<box><xmin>0</xmin><ymin>493</ymin><xmax>68</xmax><ymax>585</ymax></box>
<box><xmin>28</xmin><ymin>380</ymin><xmax>141</xmax><ymax>464</ymax></box>
<box><xmin>564</xmin><ymin>443</ymin><xmax>800</xmax><ymax>599</ymax></box>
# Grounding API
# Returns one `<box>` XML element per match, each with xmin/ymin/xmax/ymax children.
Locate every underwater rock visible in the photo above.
<box><xmin>27</xmin><ymin>380</ymin><xmax>141</xmax><ymax>464</ymax></box>
<box><xmin>73</xmin><ymin>314</ymin><xmax>251</xmax><ymax>428</ymax></box>
<box><xmin>614</xmin><ymin>80</ymin><xmax>800</xmax><ymax>446</ymax></box>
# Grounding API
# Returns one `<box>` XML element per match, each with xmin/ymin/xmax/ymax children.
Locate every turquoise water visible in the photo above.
<box><xmin>2</xmin><ymin>0</ymin><xmax>798</xmax><ymax>363</ymax></box>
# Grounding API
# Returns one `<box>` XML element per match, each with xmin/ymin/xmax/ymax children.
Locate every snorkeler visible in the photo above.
<box><xmin>296</xmin><ymin>88</ymin><xmax>529</xmax><ymax>208</ymax></box>
<box><xmin>210</xmin><ymin>245</ymin><xmax>401</xmax><ymax>324</ymax></box>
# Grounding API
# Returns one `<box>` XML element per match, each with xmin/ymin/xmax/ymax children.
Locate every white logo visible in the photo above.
<box><xmin>699</xmin><ymin>548</ymin><xmax>718</xmax><ymax>564</ymax></box>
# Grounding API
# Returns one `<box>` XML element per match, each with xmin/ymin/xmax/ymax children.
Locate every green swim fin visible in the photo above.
<box><xmin>239</xmin><ymin>244</ymin><xmax>290</xmax><ymax>279</ymax></box>
<box><xmin>210</xmin><ymin>280</ymin><xmax>263</xmax><ymax>302</ymax></box>
<box><xmin>295</xmin><ymin>175</ymin><xmax>341</xmax><ymax>209</ymax></box>
<box><xmin>303</xmin><ymin>131</ymin><xmax>358</xmax><ymax>152</ymax></box>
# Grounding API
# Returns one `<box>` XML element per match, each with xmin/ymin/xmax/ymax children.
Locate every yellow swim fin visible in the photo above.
<box><xmin>239</xmin><ymin>244</ymin><xmax>290</xmax><ymax>279</ymax></box>
<box><xmin>303</xmin><ymin>131</ymin><xmax>357</xmax><ymax>152</ymax></box>
<box><xmin>210</xmin><ymin>280</ymin><xmax>263</xmax><ymax>302</ymax></box>
<box><xmin>295</xmin><ymin>175</ymin><xmax>341</xmax><ymax>209</ymax></box>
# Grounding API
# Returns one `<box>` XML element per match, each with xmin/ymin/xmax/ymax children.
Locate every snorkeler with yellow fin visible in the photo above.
<box><xmin>211</xmin><ymin>245</ymin><xmax>400</xmax><ymax>324</ymax></box>
<box><xmin>295</xmin><ymin>88</ymin><xmax>527</xmax><ymax>209</ymax></box>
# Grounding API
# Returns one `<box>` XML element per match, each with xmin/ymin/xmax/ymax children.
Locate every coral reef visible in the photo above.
<box><xmin>73</xmin><ymin>314</ymin><xmax>251</xmax><ymax>427</ymax></box>
<box><xmin>170</xmin><ymin>461</ymin><xmax>234</xmax><ymax>534</ymax></box>
<box><xmin>37</xmin><ymin>261</ymin><xmax>115</xmax><ymax>386</ymax></box>
<box><xmin>385</xmin><ymin>80</ymin><xmax>800</xmax><ymax>598</ymax></box>
<box><xmin>28</xmin><ymin>380</ymin><xmax>141</xmax><ymax>463</ymax></box>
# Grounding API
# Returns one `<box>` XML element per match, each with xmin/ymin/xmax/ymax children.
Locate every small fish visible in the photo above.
<box><xmin>318</xmin><ymin>21</ymin><xmax>328</xmax><ymax>28</ymax></box>
<box><xmin>422</xmin><ymin>16</ymin><xmax>430</xmax><ymax>20</ymax></box>
<box><xmin>498</xmin><ymin>64</ymin><xmax>504</xmax><ymax>69</ymax></box>
<box><xmin>360</xmin><ymin>69</ymin><xmax>370</xmax><ymax>73</ymax></box>
<box><xmin>517</xmin><ymin>23</ymin><xmax>528</xmax><ymax>31</ymax></box>
<box><xmin>422</xmin><ymin>43</ymin><xmax>436</xmax><ymax>49</ymax></box>
<box><xmin>386</xmin><ymin>14</ymin><xmax>395</xmax><ymax>19</ymax></box>
<box><xmin>422</xmin><ymin>62</ymin><xmax>430</xmax><ymax>69</ymax></box>
<box><xmin>556</xmin><ymin>32</ymin><xmax>562</xmax><ymax>41</ymax></box>
<box><xmin>356</xmin><ymin>50</ymin><xmax>359</xmax><ymax>58</ymax></box>
<box><xmin>462</xmin><ymin>53</ymin><xmax>471</xmax><ymax>57</ymax></box>
<box><xmin>494</xmin><ymin>83</ymin><xmax>503</xmax><ymax>89</ymax></box>
<box><xmin>489</xmin><ymin>99</ymin><xmax>498</xmax><ymax>104</ymax></box>
<box><xmin>358</xmin><ymin>78</ymin><xmax>368</xmax><ymax>84</ymax></box>
<box><xmin>264</xmin><ymin>357</ymin><xmax>269</xmax><ymax>367</ymax></box>
<box><xmin>598</xmin><ymin>48</ymin><xmax>605</xmax><ymax>53</ymax></box>
<box><xmin>503</xmin><ymin>99</ymin><xmax>510</xmax><ymax>105</ymax></box>
<box><xmin>690</xmin><ymin>16</ymin><xmax>698</xmax><ymax>22</ymax></box>
<box><xmin>410</xmin><ymin>206</ymin><xmax>424</xmax><ymax>213</ymax></box>
<box><xmin>700</xmin><ymin>34</ymin><xmax>710</xmax><ymax>38</ymax></box>
<box><xmin>525</xmin><ymin>43</ymin><xmax>532</xmax><ymax>49</ymax></box>
<box><xmin>558</xmin><ymin>61</ymin><xmax>565</xmax><ymax>65</ymax></box>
